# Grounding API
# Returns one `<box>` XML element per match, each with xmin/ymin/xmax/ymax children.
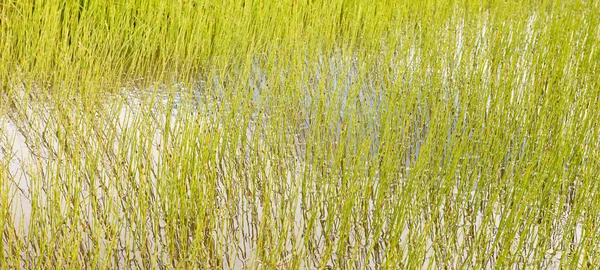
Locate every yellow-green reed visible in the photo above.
<box><xmin>1</xmin><ymin>0</ymin><xmax>600</xmax><ymax>269</ymax></box>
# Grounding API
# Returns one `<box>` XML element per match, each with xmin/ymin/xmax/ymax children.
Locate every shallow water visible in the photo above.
<box><xmin>1</xmin><ymin>43</ymin><xmax>591</xmax><ymax>268</ymax></box>
<box><xmin>1</xmin><ymin>117</ymin><xmax>32</xmax><ymax>231</ymax></box>
<box><xmin>0</xmin><ymin>94</ymin><xmax>577</xmax><ymax>269</ymax></box>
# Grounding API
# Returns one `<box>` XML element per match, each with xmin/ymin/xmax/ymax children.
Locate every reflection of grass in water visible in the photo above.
<box><xmin>1</xmin><ymin>1</ymin><xmax>600</xmax><ymax>269</ymax></box>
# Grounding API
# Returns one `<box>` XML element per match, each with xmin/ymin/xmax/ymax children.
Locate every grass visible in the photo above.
<box><xmin>1</xmin><ymin>0</ymin><xmax>600</xmax><ymax>268</ymax></box>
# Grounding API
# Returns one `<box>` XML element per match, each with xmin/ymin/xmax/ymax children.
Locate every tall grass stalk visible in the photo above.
<box><xmin>1</xmin><ymin>0</ymin><xmax>600</xmax><ymax>268</ymax></box>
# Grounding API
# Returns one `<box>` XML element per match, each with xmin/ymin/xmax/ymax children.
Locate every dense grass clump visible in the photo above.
<box><xmin>1</xmin><ymin>0</ymin><xmax>600</xmax><ymax>268</ymax></box>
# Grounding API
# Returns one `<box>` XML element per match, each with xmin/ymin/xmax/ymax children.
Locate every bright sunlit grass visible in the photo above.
<box><xmin>1</xmin><ymin>0</ymin><xmax>599</xmax><ymax>269</ymax></box>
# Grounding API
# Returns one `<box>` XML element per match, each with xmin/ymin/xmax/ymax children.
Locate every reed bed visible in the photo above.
<box><xmin>1</xmin><ymin>0</ymin><xmax>600</xmax><ymax>269</ymax></box>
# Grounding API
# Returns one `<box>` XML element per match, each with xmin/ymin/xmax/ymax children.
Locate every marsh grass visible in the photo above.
<box><xmin>1</xmin><ymin>0</ymin><xmax>600</xmax><ymax>269</ymax></box>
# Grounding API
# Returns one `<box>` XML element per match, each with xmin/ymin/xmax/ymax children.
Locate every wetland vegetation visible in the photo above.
<box><xmin>1</xmin><ymin>0</ymin><xmax>599</xmax><ymax>269</ymax></box>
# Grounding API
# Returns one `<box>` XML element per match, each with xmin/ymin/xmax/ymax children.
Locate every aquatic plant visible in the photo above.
<box><xmin>1</xmin><ymin>0</ymin><xmax>599</xmax><ymax>268</ymax></box>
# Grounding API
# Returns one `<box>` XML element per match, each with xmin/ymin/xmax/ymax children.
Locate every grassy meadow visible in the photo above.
<box><xmin>1</xmin><ymin>0</ymin><xmax>600</xmax><ymax>268</ymax></box>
